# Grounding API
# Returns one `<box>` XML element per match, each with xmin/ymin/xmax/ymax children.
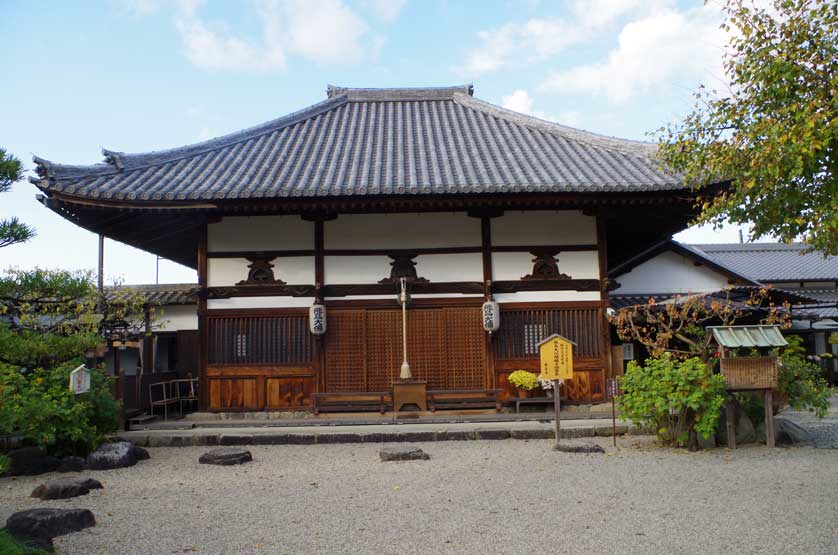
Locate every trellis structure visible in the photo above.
<box><xmin>708</xmin><ymin>325</ymin><xmax>787</xmax><ymax>448</ymax></box>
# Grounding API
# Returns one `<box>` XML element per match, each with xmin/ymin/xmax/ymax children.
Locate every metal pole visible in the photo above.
<box><xmin>553</xmin><ymin>379</ymin><xmax>561</xmax><ymax>447</ymax></box>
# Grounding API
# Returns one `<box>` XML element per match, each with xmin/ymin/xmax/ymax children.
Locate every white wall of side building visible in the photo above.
<box><xmin>155</xmin><ymin>304</ymin><xmax>198</xmax><ymax>331</ymax></box>
<box><xmin>613</xmin><ymin>251</ymin><xmax>730</xmax><ymax>295</ymax></box>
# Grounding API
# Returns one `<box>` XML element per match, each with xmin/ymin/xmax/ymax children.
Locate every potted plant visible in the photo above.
<box><xmin>507</xmin><ymin>370</ymin><xmax>539</xmax><ymax>398</ymax></box>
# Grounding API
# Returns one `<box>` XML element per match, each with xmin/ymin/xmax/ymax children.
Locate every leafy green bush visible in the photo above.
<box><xmin>0</xmin><ymin>360</ymin><xmax>119</xmax><ymax>456</ymax></box>
<box><xmin>0</xmin><ymin>454</ymin><xmax>9</xmax><ymax>474</ymax></box>
<box><xmin>617</xmin><ymin>355</ymin><xmax>727</xmax><ymax>447</ymax></box>
<box><xmin>778</xmin><ymin>354</ymin><xmax>830</xmax><ymax>418</ymax></box>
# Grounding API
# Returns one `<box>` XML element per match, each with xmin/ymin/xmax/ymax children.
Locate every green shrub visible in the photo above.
<box><xmin>0</xmin><ymin>454</ymin><xmax>9</xmax><ymax>474</ymax></box>
<box><xmin>0</xmin><ymin>529</ymin><xmax>50</xmax><ymax>555</ymax></box>
<box><xmin>778</xmin><ymin>353</ymin><xmax>830</xmax><ymax>418</ymax></box>
<box><xmin>0</xmin><ymin>361</ymin><xmax>119</xmax><ymax>456</ymax></box>
<box><xmin>617</xmin><ymin>355</ymin><xmax>727</xmax><ymax>447</ymax></box>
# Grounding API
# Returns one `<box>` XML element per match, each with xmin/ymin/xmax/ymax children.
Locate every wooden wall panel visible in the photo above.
<box><xmin>266</xmin><ymin>377</ymin><xmax>315</xmax><ymax>409</ymax></box>
<box><xmin>365</xmin><ymin>310</ymin><xmax>402</xmax><ymax>390</ymax></box>
<box><xmin>208</xmin><ymin>377</ymin><xmax>258</xmax><ymax>410</ymax></box>
<box><xmin>443</xmin><ymin>307</ymin><xmax>486</xmax><ymax>390</ymax></box>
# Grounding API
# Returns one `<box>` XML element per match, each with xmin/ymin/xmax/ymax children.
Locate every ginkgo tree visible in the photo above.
<box><xmin>658</xmin><ymin>0</ymin><xmax>838</xmax><ymax>254</ymax></box>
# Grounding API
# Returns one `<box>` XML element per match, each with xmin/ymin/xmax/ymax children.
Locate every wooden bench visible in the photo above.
<box><xmin>312</xmin><ymin>392</ymin><xmax>392</xmax><ymax>415</ymax></box>
<box><xmin>149</xmin><ymin>380</ymin><xmax>180</xmax><ymax>420</ymax></box>
<box><xmin>426</xmin><ymin>389</ymin><xmax>503</xmax><ymax>413</ymax></box>
<box><xmin>511</xmin><ymin>396</ymin><xmax>566</xmax><ymax>413</ymax></box>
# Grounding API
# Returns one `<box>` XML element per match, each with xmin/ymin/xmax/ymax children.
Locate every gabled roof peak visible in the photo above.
<box><xmin>327</xmin><ymin>84</ymin><xmax>473</xmax><ymax>101</ymax></box>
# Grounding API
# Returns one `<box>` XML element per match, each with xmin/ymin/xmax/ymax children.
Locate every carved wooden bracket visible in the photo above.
<box><xmin>521</xmin><ymin>250</ymin><xmax>571</xmax><ymax>281</ymax></box>
<box><xmin>237</xmin><ymin>257</ymin><xmax>286</xmax><ymax>286</ymax></box>
<box><xmin>378</xmin><ymin>253</ymin><xmax>428</xmax><ymax>284</ymax></box>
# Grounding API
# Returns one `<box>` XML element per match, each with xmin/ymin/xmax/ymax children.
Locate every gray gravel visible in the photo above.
<box><xmin>1</xmin><ymin>437</ymin><xmax>837</xmax><ymax>555</ymax></box>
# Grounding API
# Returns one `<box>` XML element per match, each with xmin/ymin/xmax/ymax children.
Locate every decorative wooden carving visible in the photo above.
<box><xmin>378</xmin><ymin>254</ymin><xmax>428</xmax><ymax>284</ymax></box>
<box><xmin>237</xmin><ymin>257</ymin><xmax>285</xmax><ymax>286</ymax></box>
<box><xmin>522</xmin><ymin>250</ymin><xmax>571</xmax><ymax>281</ymax></box>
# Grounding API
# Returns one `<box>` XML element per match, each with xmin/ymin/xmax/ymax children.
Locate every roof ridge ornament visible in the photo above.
<box><xmin>102</xmin><ymin>149</ymin><xmax>125</xmax><ymax>171</ymax></box>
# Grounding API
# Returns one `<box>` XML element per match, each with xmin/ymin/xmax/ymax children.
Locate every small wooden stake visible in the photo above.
<box><xmin>553</xmin><ymin>379</ymin><xmax>561</xmax><ymax>447</ymax></box>
<box><xmin>765</xmin><ymin>389</ymin><xmax>775</xmax><ymax>448</ymax></box>
<box><xmin>726</xmin><ymin>397</ymin><xmax>736</xmax><ymax>449</ymax></box>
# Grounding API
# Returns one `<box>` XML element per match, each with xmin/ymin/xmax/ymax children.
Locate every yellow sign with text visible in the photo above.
<box><xmin>538</xmin><ymin>334</ymin><xmax>575</xmax><ymax>381</ymax></box>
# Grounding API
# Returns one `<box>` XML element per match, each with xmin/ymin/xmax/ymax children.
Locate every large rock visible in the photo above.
<box><xmin>379</xmin><ymin>446</ymin><xmax>430</xmax><ymax>461</ymax></box>
<box><xmin>86</xmin><ymin>441</ymin><xmax>137</xmax><ymax>470</ymax></box>
<box><xmin>3</xmin><ymin>446</ymin><xmax>60</xmax><ymax>476</ymax></box>
<box><xmin>31</xmin><ymin>477</ymin><xmax>103</xmax><ymax>500</ymax></box>
<box><xmin>57</xmin><ymin>456</ymin><xmax>86</xmax><ymax>473</ymax></box>
<box><xmin>6</xmin><ymin>508</ymin><xmax>95</xmax><ymax>541</ymax></box>
<box><xmin>717</xmin><ymin>403</ymin><xmax>757</xmax><ymax>446</ymax></box>
<box><xmin>755</xmin><ymin>417</ymin><xmax>812</xmax><ymax>446</ymax></box>
<box><xmin>198</xmin><ymin>447</ymin><xmax>253</xmax><ymax>465</ymax></box>
<box><xmin>133</xmin><ymin>446</ymin><xmax>150</xmax><ymax>461</ymax></box>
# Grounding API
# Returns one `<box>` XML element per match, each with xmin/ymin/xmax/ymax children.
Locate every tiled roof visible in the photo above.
<box><xmin>793</xmin><ymin>289</ymin><xmax>838</xmax><ymax>320</ymax></box>
<box><xmin>32</xmin><ymin>85</ymin><xmax>683</xmax><ymax>202</ymax></box>
<box><xmin>106</xmin><ymin>283</ymin><xmax>197</xmax><ymax>305</ymax></box>
<box><xmin>691</xmin><ymin>243</ymin><xmax>838</xmax><ymax>282</ymax></box>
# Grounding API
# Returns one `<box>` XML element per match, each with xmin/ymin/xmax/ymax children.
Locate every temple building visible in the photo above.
<box><xmin>32</xmin><ymin>85</ymin><xmax>707</xmax><ymax>412</ymax></box>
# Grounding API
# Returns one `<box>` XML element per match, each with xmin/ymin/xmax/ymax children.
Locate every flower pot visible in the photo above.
<box><xmin>517</xmin><ymin>388</ymin><xmax>530</xmax><ymax>399</ymax></box>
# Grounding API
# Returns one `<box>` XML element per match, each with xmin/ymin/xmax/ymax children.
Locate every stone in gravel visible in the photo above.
<box><xmin>755</xmin><ymin>418</ymin><xmax>811</xmax><ymax>446</ymax></box>
<box><xmin>31</xmin><ymin>477</ymin><xmax>103</xmax><ymax>500</ymax></box>
<box><xmin>57</xmin><ymin>456</ymin><xmax>87</xmax><ymax>472</ymax></box>
<box><xmin>198</xmin><ymin>447</ymin><xmax>253</xmax><ymax>465</ymax></box>
<box><xmin>86</xmin><ymin>441</ymin><xmax>137</xmax><ymax>470</ymax></box>
<box><xmin>379</xmin><ymin>446</ymin><xmax>430</xmax><ymax>461</ymax></box>
<box><xmin>698</xmin><ymin>433</ymin><xmax>717</xmax><ymax>450</ymax></box>
<box><xmin>6</xmin><ymin>508</ymin><xmax>95</xmax><ymax>542</ymax></box>
<box><xmin>717</xmin><ymin>405</ymin><xmax>756</xmax><ymax>445</ymax></box>
<box><xmin>3</xmin><ymin>446</ymin><xmax>60</xmax><ymax>476</ymax></box>
<box><xmin>133</xmin><ymin>445</ymin><xmax>151</xmax><ymax>461</ymax></box>
<box><xmin>552</xmin><ymin>441</ymin><xmax>605</xmax><ymax>453</ymax></box>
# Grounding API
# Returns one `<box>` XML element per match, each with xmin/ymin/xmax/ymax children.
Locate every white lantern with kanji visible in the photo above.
<box><xmin>482</xmin><ymin>300</ymin><xmax>500</xmax><ymax>332</ymax></box>
<box><xmin>309</xmin><ymin>304</ymin><xmax>327</xmax><ymax>335</ymax></box>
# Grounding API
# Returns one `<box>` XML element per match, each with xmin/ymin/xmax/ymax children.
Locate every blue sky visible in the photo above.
<box><xmin>1</xmin><ymin>0</ymin><xmax>747</xmax><ymax>284</ymax></box>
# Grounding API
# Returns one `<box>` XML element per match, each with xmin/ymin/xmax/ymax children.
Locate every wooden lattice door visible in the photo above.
<box><xmin>324</xmin><ymin>305</ymin><xmax>486</xmax><ymax>392</ymax></box>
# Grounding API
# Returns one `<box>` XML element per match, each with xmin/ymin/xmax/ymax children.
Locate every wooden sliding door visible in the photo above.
<box><xmin>324</xmin><ymin>305</ymin><xmax>486</xmax><ymax>392</ymax></box>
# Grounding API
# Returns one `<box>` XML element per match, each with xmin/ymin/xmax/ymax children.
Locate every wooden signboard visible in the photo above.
<box><xmin>538</xmin><ymin>334</ymin><xmax>575</xmax><ymax>381</ymax></box>
<box><xmin>69</xmin><ymin>364</ymin><xmax>91</xmax><ymax>394</ymax></box>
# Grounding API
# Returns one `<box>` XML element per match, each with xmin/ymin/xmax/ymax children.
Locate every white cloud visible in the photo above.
<box><xmin>460</xmin><ymin>0</ymin><xmax>670</xmax><ymax>76</ymax></box>
<box><xmin>118</xmin><ymin>0</ymin><xmax>161</xmax><ymax>16</ymax></box>
<box><xmin>540</xmin><ymin>4</ymin><xmax>726</xmax><ymax>103</ymax></box>
<box><xmin>500</xmin><ymin>89</ymin><xmax>559</xmax><ymax>122</ymax></box>
<box><xmin>175</xmin><ymin>0</ymin><xmax>370</xmax><ymax>73</ymax></box>
<box><xmin>363</xmin><ymin>0</ymin><xmax>407</xmax><ymax>23</ymax></box>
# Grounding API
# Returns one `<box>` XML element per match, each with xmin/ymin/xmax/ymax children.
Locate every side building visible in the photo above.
<box><xmin>32</xmin><ymin>85</ymin><xmax>707</xmax><ymax>411</ymax></box>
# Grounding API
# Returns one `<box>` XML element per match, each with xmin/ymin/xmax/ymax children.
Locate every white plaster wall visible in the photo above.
<box><xmin>614</xmin><ymin>251</ymin><xmax>729</xmax><ymax>294</ymax></box>
<box><xmin>208</xmin><ymin>257</ymin><xmax>314</xmax><ymax>287</ymax></box>
<box><xmin>155</xmin><ymin>304</ymin><xmax>198</xmax><ymax>331</ymax></box>
<box><xmin>495</xmin><ymin>292</ymin><xmax>602</xmax><ymax>303</ymax></box>
<box><xmin>208</xmin><ymin>296</ymin><xmax>316</xmax><ymax>309</ymax></box>
<box><xmin>416</xmin><ymin>253</ymin><xmax>482</xmax><ymax>282</ymax></box>
<box><xmin>492</xmin><ymin>251</ymin><xmax>598</xmax><ymax>281</ymax></box>
<box><xmin>492</xmin><ymin>210</ymin><xmax>596</xmax><ymax>246</ymax></box>
<box><xmin>325</xmin><ymin>213</ymin><xmax>480</xmax><ymax>249</ymax></box>
<box><xmin>325</xmin><ymin>255</ymin><xmax>392</xmax><ymax>284</ymax></box>
<box><xmin>208</xmin><ymin>216</ymin><xmax>314</xmax><ymax>252</ymax></box>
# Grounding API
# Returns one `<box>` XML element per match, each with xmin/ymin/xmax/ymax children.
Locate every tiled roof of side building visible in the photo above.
<box><xmin>31</xmin><ymin>85</ymin><xmax>684</xmax><ymax>202</ymax></box>
<box><xmin>105</xmin><ymin>283</ymin><xmax>197</xmax><ymax>305</ymax></box>
<box><xmin>691</xmin><ymin>243</ymin><xmax>838</xmax><ymax>282</ymax></box>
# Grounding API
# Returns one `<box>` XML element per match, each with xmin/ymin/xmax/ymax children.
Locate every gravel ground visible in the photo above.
<box><xmin>1</xmin><ymin>438</ymin><xmax>837</xmax><ymax>555</ymax></box>
<box><xmin>781</xmin><ymin>394</ymin><xmax>838</xmax><ymax>448</ymax></box>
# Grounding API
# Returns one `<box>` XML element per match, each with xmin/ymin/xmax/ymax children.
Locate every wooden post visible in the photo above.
<box><xmin>765</xmin><ymin>389</ymin><xmax>775</xmax><ymax>448</ymax></box>
<box><xmin>553</xmin><ymin>379</ymin><xmax>561</xmax><ymax>446</ymax></box>
<box><xmin>726</xmin><ymin>397</ymin><xmax>736</xmax><ymax>449</ymax></box>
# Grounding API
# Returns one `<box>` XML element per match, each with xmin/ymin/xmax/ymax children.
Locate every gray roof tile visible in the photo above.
<box><xmin>33</xmin><ymin>86</ymin><xmax>682</xmax><ymax>202</ymax></box>
<box><xmin>692</xmin><ymin>243</ymin><xmax>838</xmax><ymax>282</ymax></box>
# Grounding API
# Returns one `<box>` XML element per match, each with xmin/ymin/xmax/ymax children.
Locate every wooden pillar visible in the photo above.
<box><xmin>197</xmin><ymin>221</ymin><xmax>209</xmax><ymax>411</ymax></box>
<box><xmin>313</xmin><ymin>219</ymin><xmax>325</xmax><ymax>394</ymax></box>
<box><xmin>726</xmin><ymin>396</ymin><xmax>737</xmax><ymax>449</ymax></box>
<box><xmin>596</xmin><ymin>211</ymin><xmax>612</xmax><ymax>402</ymax></box>
<box><xmin>764</xmin><ymin>389</ymin><xmax>775</xmax><ymax>448</ymax></box>
<box><xmin>481</xmin><ymin>215</ymin><xmax>495</xmax><ymax>389</ymax></box>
